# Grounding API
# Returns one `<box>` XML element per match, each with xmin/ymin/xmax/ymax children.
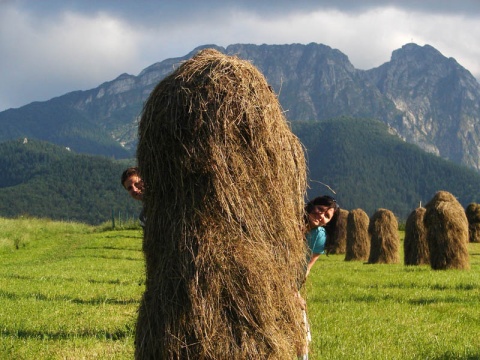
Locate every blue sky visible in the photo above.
<box><xmin>1</xmin><ymin>0</ymin><xmax>480</xmax><ymax>111</ymax></box>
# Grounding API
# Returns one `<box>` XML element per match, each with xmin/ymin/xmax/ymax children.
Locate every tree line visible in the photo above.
<box><xmin>1</xmin><ymin>117</ymin><xmax>479</xmax><ymax>225</ymax></box>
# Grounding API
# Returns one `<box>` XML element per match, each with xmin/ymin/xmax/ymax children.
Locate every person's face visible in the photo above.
<box><xmin>123</xmin><ymin>175</ymin><xmax>144</xmax><ymax>201</ymax></box>
<box><xmin>308</xmin><ymin>205</ymin><xmax>335</xmax><ymax>228</ymax></box>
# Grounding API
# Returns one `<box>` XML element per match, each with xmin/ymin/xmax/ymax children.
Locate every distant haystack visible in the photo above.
<box><xmin>135</xmin><ymin>48</ymin><xmax>307</xmax><ymax>359</ymax></box>
<box><xmin>465</xmin><ymin>203</ymin><xmax>480</xmax><ymax>243</ymax></box>
<box><xmin>326</xmin><ymin>208</ymin><xmax>348</xmax><ymax>254</ymax></box>
<box><xmin>345</xmin><ymin>208</ymin><xmax>370</xmax><ymax>261</ymax></box>
<box><xmin>404</xmin><ymin>207</ymin><xmax>429</xmax><ymax>266</ymax></box>
<box><xmin>368</xmin><ymin>208</ymin><xmax>400</xmax><ymax>264</ymax></box>
<box><xmin>424</xmin><ymin>191</ymin><xmax>469</xmax><ymax>270</ymax></box>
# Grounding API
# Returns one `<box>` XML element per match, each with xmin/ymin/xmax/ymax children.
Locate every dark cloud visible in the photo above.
<box><xmin>14</xmin><ymin>0</ymin><xmax>480</xmax><ymax>21</ymax></box>
<box><xmin>1</xmin><ymin>0</ymin><xmax>479</xmax><ymax>110</ymax></box>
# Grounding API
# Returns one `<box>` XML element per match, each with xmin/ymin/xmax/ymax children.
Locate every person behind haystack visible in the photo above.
<box><xmin>304</xmin><ymin>195</ymin><xmax>339</xmax><ymax>277</ymax></box>
<box><xmin>296</xmin><ymin>195</ymin><xmax>339</xmax><ymax>360</ymax></box>
<box><xmin>121</xmin><ymin>167</ymin><xmax>146</xmax><ymax>228</ymax></box>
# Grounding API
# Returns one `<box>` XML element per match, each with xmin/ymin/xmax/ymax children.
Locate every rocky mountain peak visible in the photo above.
<box><xmin>366</xmin><ymin>43</ymin><xmax>480</xmax><ymax>169</ymax></box>
<box><xmin>1</xmin><ymin>42</ymin><xmax>480</xmax><ymax>172</ymax></box>
<box><xmin>392</xmin><ymin>43</ymin><xmax>444</xmax><ymax>62</ymax></box>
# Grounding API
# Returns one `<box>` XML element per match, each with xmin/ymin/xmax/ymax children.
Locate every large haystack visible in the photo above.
<box><xmin>345</xmin><ymin>208</ymin><xmax>370</xmax><ymax>261</ymax></box>
<box><xmin>368</xmin><ymin>208</ymin><xmax>400</xmax><ymax>264</ymax></box>
<box><xmin>424</xmin><ymin>191</ymin><xmax>469</xmax><ymax>270</ymax></box>
<box><xmin>135</xmin><ymin>48</ymin><xmax>308</xmax><ymax>359</ymax></box>
<box><xmin>465</xmin><ymin>202</ymin><xmax>480</xmax><ymax>243</ymax></box>
<box><xmin>404</xmin><ymin>207</ymin><xmax>429</xmax><ymax>266</ymax></box>
<box><xmin>326</xmin><ymin>208</ymin><xmax>348</xmax><ymax>254</ymax></box>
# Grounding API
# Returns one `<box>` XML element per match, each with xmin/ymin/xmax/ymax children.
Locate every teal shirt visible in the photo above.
<box><xmin>306</xmin><ymin>226</ymin><xmax>326</xmax><ymax>259</ymax></box>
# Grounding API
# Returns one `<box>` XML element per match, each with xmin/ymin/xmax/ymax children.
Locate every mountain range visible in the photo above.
<box><xmin>1</xmin><ymin>42</ymin><xmax>480</xmax><ymax>223</ymax></box>
<box><xmin>0</xmin><ymin>117</ymin><xmax>479</xmax><ymax>225</ymax></box>
<box><xmin>1</xmin><ymin>42</ymin><xmax>479</xmax><ymax>173</ymax></box>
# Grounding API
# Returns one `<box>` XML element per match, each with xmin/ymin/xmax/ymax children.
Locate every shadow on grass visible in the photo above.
<box><xmin>0</xmin><ymin>290</ymin><xmax>140</xmax><ymax>305</ymax></box>
<box><xmin>432</xmin><ymin>352</ymin><xmax>480</xmax><ymax>360</ymax></box>
<box><xmin>72</xmin><ymin>254</ymin><xmax>143</xmax><ymax>261</ymax></box>
<box><xmin>103</xmin><ymin>234</ymin><xmax>142</xmax><ymax>240</ymax></box>
<box><xmin>408</xmin><ymin>296</ymin><xmax>470</xmax><ymax>305</ymax></box>
<box><xmin>87</xmin><ymin>278</ymin><xmax>143</xmax><ymax>285</ymax></box>
<box><xmin>3</xmin><ymin>274</ymin><xmax>141</xmax><ymax>285</ymax></box>
<box><xmin>310</xmin><ymin>293</ymin><xmax>474</xmax><ymax>305</ymax></box>
<box><xmin>82</xmin><ymin>245</ymin><xmax>141</xmax><ymax>252</ymax></box>
<box><xmin>1</xmin><ymin>328</ymin><xmax>132</xmax><ymax>340</ymax></box>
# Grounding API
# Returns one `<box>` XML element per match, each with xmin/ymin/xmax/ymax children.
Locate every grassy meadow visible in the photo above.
<box><xmin>1</xmin><ymin>218</ymin><xmax>479</xmax><ymax>359</ymax></box>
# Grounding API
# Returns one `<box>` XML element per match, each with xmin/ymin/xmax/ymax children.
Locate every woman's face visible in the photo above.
<box><xmin>308</xmin><ymin>205</ymin><xmax>335</xmax><ymax>228</ymax></box>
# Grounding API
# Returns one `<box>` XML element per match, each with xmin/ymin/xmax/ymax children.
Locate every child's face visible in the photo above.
<box><xmin>123</xmin><ymin>175</ymin><xmax>144</xmax><ymax>201</ymax></box>
<box><xmin>308</xmin><ymin>205</ymin><xmax>335</xmax><ymax>227</ymax></box>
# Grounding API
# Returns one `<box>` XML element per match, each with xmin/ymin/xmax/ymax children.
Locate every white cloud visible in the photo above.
<box><xmin>1</xmin><ymin>1</ymin><xmax>480</xmax><ymax>111</ymax></box>
<box><xmin>0</xmin><ymin>5</ymin><xmax>143</xmax><ymax>109</ymax></box>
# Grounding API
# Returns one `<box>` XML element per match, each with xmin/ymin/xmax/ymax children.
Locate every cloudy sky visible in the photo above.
<box><xmin>1</xmin><ymin>0</ymin><xmax>480</xmax><ymax>111</ymax></box>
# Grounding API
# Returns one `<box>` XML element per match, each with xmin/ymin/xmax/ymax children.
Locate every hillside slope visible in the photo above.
<box><xmin>1</xmin><ymin>43</ymin><xmax>480</xmax><ymax>172</ymax></box>
<box><xmin>0</xmin><ymin>139</ymin><xmax>140</xmax><ymax>224</ymax></box>
<box><xmin>1</xmin><ymin>119</ymin><xmax>479</xmax><ymax>223</ymax></box>
<box><xmin>294</xmin><ymin>118</ymin><xmax>480</xmax><ymax>219</ymax></box>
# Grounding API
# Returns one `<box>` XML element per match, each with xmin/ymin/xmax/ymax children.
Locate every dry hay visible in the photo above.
<box><xmin>326</xmin><ymin>208</ymin><xmax>348</xmax><ymax>254</ymax></box>
<box><xmin>465</xmin><ymin>202</ymin><xmax>480</xmax><ymax>243</ymax></box>
<box><xmin>424</xmin><ymin>191</ymin><xmax>470</xmax><ymax>270</ymax></box>
<box><xmin>367</xmin><ymin>208</ymin><xmax>400</xmax><ymax>264</ymax></box>
<box><xmin>404</xmin><ymin>207</ymin><xmax>429</xmax><ymax>266</ymax></box>
<box><xmin>135</xmin><ymin>48</ymin><xmax>308</xmax><ymax>359</ymax></box>
<box><xmin>345</xmin><ymin>208</ymin><xmax>370</xmax><ymax>261</ymax></box>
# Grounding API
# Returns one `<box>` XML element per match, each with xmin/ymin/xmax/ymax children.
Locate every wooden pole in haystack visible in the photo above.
<box><xmin>135</xmin><ymin>48</ymin><xmax>308</xmax><ymax>359</ymax></box>
<box><xmin>368</xmin><ymin>208</ymin><xmax>400</xmax><ymax>264</ymax></box>
<box><xmin>345</xmin><ymin>208</ymin><xmax>370</xmax><ymax>261</ymax></box>
<box><xmin>404</xmin><ymin>207</ymin><xmax>429</xmax><ymax>266</ymax></box>
<box><xmin>465</xmin><ymin>203</ymin><xmax>480</xmax><ymax>243</ymax></box>
<box><xmin>424</xmin><ymin>191</ymin><xmax>470</xmax><ymax>270</ymax></box>
<box><xmin>326</xmin><ymin>208</ymin><xmax>348</xmax><ymax>254</ymax></box>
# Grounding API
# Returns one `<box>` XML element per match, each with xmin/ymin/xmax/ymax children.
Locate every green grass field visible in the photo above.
<box><xmin>1</xmin><ymin>218</ymin><xmax>479</xmax><ymax>359</ymax></box>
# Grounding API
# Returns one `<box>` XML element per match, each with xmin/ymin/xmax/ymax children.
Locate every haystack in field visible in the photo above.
<box><xmin>465</xmin><ymin>202</ymin><xmax>480</xmax><ymax>243</ymax></box>
<box><xmin>135</xmin><ymin>48</ymin><xmax>308</xmax><ymax>359</ymax></box>
<box><xmin>345</xmin><ymin>208</ymin><xmax>370</xmax><ymax>261</ymax></box>
<box><xmin>404</xmin><ymin>207</ymin><xmax>429</xmax><ymax>266</ymax></box>
<box><xmin>326</xmin><ymin>208</ymin><xmax>348</xmax><ymax>254</ymax></box>
<box><xmin>368</xmin><ymin>208</ymin><xmax>399</xmax><ymax>264</ymax></box>
<box><xmin>424</xmin><ymin>191</ymin><xmax>469</xmax><ymax>270</ymax></box>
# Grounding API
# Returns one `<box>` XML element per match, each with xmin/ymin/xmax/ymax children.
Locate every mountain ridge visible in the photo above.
<box><xmin>0</xmin><ymin>138</ymin><xmax>140</xmax><ymax>225</ymax></box>
<box><xmin>1</xmin><ymin>117</ymin><xmax>479</xmax><ymax>224</ymax></box>
<box><xmin>1</xmin><ymin>42</ymin><xmax>479</xmax><ymax>173</ymax></box>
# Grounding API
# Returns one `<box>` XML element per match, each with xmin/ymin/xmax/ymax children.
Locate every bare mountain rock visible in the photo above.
<box><xmin>1</xmin><ymin>42</ymin><xmax>479</xmax><ymax>172</ymax></box>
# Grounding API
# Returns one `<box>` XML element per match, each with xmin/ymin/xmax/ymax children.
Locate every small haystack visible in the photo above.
<box><xmin>345</xmin><ymin>208</ymin><xmax>370</xmax><ymax>261</ymax></box>
<box><xmin>424</xmin><ymin>191</ymin><xmax>469</xmax><ymax>270</ymax></box>
<box><xmin>326</xmin><ymin>208</ymin><xmax>348</xmax><ymax>254</ymax></box>
<box><xmin>135</xmin><ymin>49</ymin><xmax>308</xmax><ymax>359</ymax></box>
<box><xmin>368</xmin><ymin>208</ymin><xmax>400</xmax><ymax>264</ymax></box>
<box><xmin>465</xmin><ymin>202</ymin><xmax>480</xmax><ymax>243</ymax></box>
<box><xmin>404</xmin><ymin>207</ymin><xmax>429</xmax><ymax>266</ymax></box>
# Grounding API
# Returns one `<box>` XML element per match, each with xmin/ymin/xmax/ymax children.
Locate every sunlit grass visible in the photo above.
<box><xmin>306</xmin><ymin>241</ymin><xmax>480</xmax><ymax>359</ymax></box>
<box><xmin>1</xmin><ymin>218</ymin><xmax>479</xmax><ymax>359</ymax></box>
<box><xmin>0</xmin><ymin>218</ymin><xmax>143</xmax><ymax>359</ymax></box>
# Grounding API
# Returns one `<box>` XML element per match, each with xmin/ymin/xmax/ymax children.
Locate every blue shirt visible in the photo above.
<box><xmin>306</xmin><ymin>226</ymin><xmax>326</xmax><ymax>258</ymax></box>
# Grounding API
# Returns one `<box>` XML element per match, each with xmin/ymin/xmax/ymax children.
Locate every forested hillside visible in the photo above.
<box><xmin>0</xmin><ymin>101</ymin><xmax>132</xmax><ymax>159</ymax></box>
<box><xmin>0</xmin><ymin>118</ymin><xmax>479</xmax><ymax>224</ymax></box>
<box><xmin>2</xmin><ymin>43</ymin><xmax>480</xmax><ymax>173</ymax></box>
<box><xmin>0</xmin><ymin>139</ymin><xmax>140</xmax><ymax>224</ymax></box>
<box><xmin>294</xmin><ymin>117</ymin><xmax>480</xmax><ymax>219</ymax></box>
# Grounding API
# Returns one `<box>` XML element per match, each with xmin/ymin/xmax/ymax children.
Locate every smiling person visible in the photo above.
<box><xmin>121</xmin><ymin>167</ymin><xmax>144</xmax><ymax>201</ymax></box>
<box><xmin>304</xmin><ymin>195</ymin><xmax>339</xmax><ymax>277</ymax></box>
<box><xmin>121</xmin><ymin>167</ymin><xmax>146</xmax><ymax>227</ymax></box>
